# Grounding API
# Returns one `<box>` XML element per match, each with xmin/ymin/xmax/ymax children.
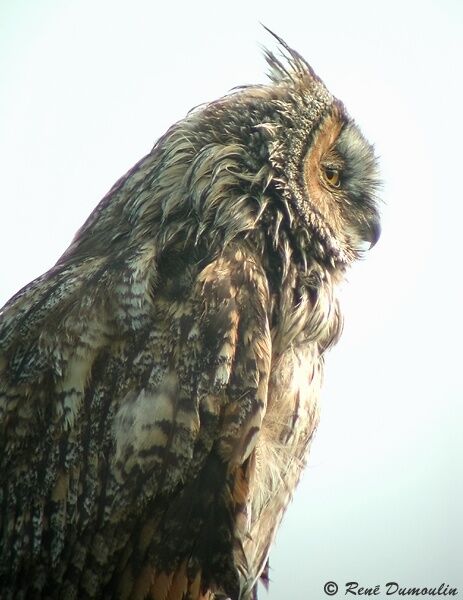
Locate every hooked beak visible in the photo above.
<box><xmin>366</xmin><ymin>217</ymin><xmax>381</xmax><ymax>249</ymax></box>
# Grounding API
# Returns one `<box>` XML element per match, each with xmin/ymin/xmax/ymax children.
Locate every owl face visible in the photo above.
<box><xmin>251</xmin><ymin>66</ymin><xmax>382</xmax><ymax>267</ymax></box>
<box><xmin>303</xmin><ymin>106</ymin><xmax>381</xmax><ymax>257</ymax></box>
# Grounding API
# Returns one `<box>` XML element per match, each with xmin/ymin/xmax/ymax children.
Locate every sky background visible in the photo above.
<box><xmin>0</xmin><ymin>0</ymin><xmax>462</xmax><ymax>598</ymax></box>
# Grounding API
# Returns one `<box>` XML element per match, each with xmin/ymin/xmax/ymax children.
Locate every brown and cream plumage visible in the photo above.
<box><xmin>0</xmin><ymin>31</ymin><xmax>380</xmax><ymax>600</ymax></box>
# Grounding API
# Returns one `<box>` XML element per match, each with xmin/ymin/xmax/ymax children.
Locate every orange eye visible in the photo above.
<box><xmin>323</xmin><ymin>167</ymin><xmax>341</xmax><ymax>188</ymax></box>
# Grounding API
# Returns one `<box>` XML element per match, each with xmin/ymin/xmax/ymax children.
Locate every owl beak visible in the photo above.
<box><xmin>367</xmin><ymin>218</ymin><xmax>381</xmax><ymax>249</ymax></box>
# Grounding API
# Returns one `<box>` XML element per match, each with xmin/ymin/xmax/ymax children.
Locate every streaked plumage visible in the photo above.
<box><xmin>0</xmin><ymin>31</ymin><xmax>380</xmax><ymax>600</ymax></box>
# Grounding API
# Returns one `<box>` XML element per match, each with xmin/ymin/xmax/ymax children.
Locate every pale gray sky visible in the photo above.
<box><xmin>0</xmin><ymin>0</ymin><xmax>462</xmax><ymax>598</ymax></box>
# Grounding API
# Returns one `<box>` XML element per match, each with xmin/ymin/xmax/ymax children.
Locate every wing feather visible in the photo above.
<box><xmin>0</xmin><ymin>240</ymin><xmax>272</xmax><ymax>599</ymax></box>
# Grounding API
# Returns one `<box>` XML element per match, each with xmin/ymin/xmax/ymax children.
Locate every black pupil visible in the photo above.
<box><xmin>325</xmin><ymin>168</ymin><xmax>340</xmax><ymax>185</ymax></box>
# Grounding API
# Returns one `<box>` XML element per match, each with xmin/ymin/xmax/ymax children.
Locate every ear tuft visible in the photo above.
<box><xmin>260</xmin><ymin>25</ymin><xmax>320</xmax><ymax>85</ymax></box>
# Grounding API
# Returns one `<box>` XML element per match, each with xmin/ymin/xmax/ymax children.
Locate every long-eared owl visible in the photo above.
<box><xmin>0</xmin><ymin>30</ymin><xmax>380</xmax><ymax>600</ymax></box>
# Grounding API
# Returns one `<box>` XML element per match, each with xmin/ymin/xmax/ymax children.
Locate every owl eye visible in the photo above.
<box><xmin>323</xmin><ymin>167</ymin><xmax>341</xmax><ymax>188</ymax></box>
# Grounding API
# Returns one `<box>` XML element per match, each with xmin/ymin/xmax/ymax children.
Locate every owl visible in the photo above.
<box><xmin>0</xmin><ymin>31</ymin><xmax>380</xmax><ymax>600</ymax></box>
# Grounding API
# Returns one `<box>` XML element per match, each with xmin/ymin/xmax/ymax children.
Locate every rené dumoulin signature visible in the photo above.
<box><xmin>345</xmin><ymin>582</ymin><xmax>458</xmax><ymax>596</ymax></box>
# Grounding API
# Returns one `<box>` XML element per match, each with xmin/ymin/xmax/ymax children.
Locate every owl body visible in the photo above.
<box><xmin>0</xmin><ymin>34</ymin><xmax>379</xmax><ymax>599</ymax></box>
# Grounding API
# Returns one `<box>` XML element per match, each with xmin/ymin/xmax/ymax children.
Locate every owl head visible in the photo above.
<box><xmin>167</xmin><ymin>29</ymin><xmax>382</xmax><ymax>269</ymax></box>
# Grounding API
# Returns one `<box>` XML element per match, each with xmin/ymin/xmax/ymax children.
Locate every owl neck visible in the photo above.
<box><xmin>235</xmin><ymin>205</ymin><xmax>344</xmax><ymax>353</ymax></box>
